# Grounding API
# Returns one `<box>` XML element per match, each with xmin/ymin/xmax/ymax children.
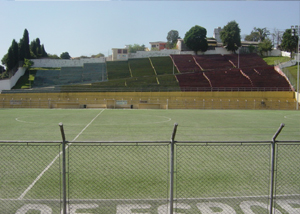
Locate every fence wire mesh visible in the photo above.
<box><xmin>274</xmin><ymin>143</ymin><xmax>300</xmax><ymax>214</ymax></box>
<box><xmin>67</xmin><ymin>142</ymin><xmax>170</xmax><ymax>214</ymax></box>
<box><xmin>1</xmin><ymin>140</ymin><xmax>300</xmax><ymax>214</ymax></box>
<box><xmin>0</xmin><ymin>142</ymin><xmax>62</xmax><ymax>214</ymax></box>
<box><xmin>175</xmin><ymin>143</ymin><xmax>272</xmax><ymax>214</ymax></box>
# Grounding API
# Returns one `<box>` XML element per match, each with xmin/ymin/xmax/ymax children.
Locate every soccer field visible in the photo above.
<box><xmin>0</xmin><ymin>108</ymin><xmax>299</xmax><ymax>141</ymax></box>
<box><xmin>0</xmin><ymin>109</ymin><xmax>300</xmax><ymax>214</ymax></box>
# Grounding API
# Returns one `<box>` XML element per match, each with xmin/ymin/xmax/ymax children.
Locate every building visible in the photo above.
<box><xmin>149</xmin><ymin>41</ymin><xmax>168</xmax><ymax>50</ymax></box>
<box><xmin>213</xmin><ymin>27</ymin><xmax>222</xmax><ymax>43</ymax></box>
<box><xmin>111</xmin><ymin>48</ymin><xmax>129</xmax><ymax>61</ymax></box>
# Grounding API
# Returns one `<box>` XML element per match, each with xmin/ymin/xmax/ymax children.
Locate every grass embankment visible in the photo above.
<box><xmin>262</xmin><ymin>56</ymin><xmax>291</xmax><ymax>65</ymax></box>
<box><xmin>12</xmin><ymin>67</ymin><xmax>60</xmax><ymax>89</ymax></box>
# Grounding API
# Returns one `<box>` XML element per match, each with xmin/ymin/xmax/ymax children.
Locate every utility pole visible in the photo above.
<box><xmin>291</xmin><ymin>25</ymin><xmax>299</xmax><ymax>110</ymax></box>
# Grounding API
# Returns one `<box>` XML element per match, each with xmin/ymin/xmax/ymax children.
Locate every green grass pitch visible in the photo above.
<box><xmin>1</xmin><ymin>108</ymin><xmax>299</xmax><ymax>142</ymax></box>
<box><xmin>0</xmin><ymin>109</ymin><xmax>299</xmax><ymax>214</ymax></box>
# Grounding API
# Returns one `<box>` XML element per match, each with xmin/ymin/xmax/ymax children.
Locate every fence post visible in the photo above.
<box><xmin>169</xmin><ymin>123</ymin><xmax>178</xmax><ymax>214</ymax></box>
<box><xmin>269</xmin><ymin>123</ymin><xmax>285</xmax><ymax>214</ymax></box>
<box><xmin>59</xmin><ymin>123</ymin><xmax>67</xmax><ymax>214</ymax></box>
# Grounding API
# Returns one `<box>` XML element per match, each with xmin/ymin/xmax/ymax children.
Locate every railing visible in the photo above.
<box><xmin>1</xmin><ymin>86</ymin><xmax>293</xmax><ymax>94</ymax></box>
<box><xmin>1</xmin><ymin>124</ymin><xmax>300</xmax><ymax>214</ymax></box>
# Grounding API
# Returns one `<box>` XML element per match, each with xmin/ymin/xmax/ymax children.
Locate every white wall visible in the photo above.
<box><xmin>128</xmin><ymin>48</ymin><xmax>234</xmax><ymax>59</ymax></box>
<box><xmin>281</xmin><ymin>51</ymin><xmax>291</xmax><ymax>57</ymax></box>
<box><xmin>0</xmin><ymin>67</ymin><xmax>26</xmax><ymax>92</ymax></box>
<box><xmin>129</xmin><ymin>49</ymin><xmax>180</xmax><ymax>58</ymax></box>
<box><xmin>31</xmin><ymin>58</ymin><xmax>105</xmax><ymax>68</ymax></box>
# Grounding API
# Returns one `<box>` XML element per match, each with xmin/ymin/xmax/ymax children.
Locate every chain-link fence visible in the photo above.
<box><xmin>1</xmin><ymin>124</ymin><xmax>300</xmax><ymax>214</ymax></box>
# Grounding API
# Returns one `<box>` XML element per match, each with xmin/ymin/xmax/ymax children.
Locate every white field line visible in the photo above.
<box><xmin>17</xmin><ymin>109</ymin><xmax>105</xmax><ymax>200</ymax></box>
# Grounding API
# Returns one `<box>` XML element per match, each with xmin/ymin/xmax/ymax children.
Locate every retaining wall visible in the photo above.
<box><xmin>31</xmin><ymin>58</ymin><xmax>105</xmax><ymax>68</ymax></box>
<box><xmin>0</xmin><ymin>67</ymin><xmax>26</xmax><ymax>92</ymax></box>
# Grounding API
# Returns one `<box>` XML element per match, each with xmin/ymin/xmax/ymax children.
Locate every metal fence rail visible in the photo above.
<box><xmin>0</xmin><ymin>124</ymin><xmax>300</xmax><ymax>214</ymax></box>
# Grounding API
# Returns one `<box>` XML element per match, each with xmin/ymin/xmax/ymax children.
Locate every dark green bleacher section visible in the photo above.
<box><xmin>157</xmin><ymin>74</ymin><xmax>179</xmax><ymax>88</ymax></box>
<box><xmin>106</xmin><ymin>61</ymin><xmax>131</xmax><ymax>80</ymax></box>
<box><xmin>32</xmin><ymin>63</ymin><xmax>107</xmax><ymax>87</ymax></box>
<box><xmin>59</xmin><ymin>74</ymin><xmax>180</xmax><ymax>92</ymax></box>
<box><xmin>128</xmin><ymin>58</ymin><xmax>155</xmax><ymax>77</ymax></box>
<box><xmin>83</xmin><ymin>63</ymin><xmax>107</xmax><ymax>82</ymax></box>
<box><xmin>33</xmin><ymin>70</ymin><xmax>61</xmax><ymax>87</ymax></box>
<box><xmin>149</xmin><ymin>56</ymin><xmax>179</xmax><ymax>75</ymax></box>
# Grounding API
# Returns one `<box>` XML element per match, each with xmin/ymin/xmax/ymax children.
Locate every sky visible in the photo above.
<box><xmin>0</xmin><ymin>0</ymin><xmax>300</xmax><ymax>63</ymax></box>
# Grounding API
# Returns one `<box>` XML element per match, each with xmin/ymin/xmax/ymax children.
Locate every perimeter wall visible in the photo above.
<box><xmin>0</xmin><ymin>91</ymin><xmax>297</xmax><ymax>110</ymax></box>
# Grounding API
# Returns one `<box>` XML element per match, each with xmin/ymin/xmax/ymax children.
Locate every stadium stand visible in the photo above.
<box><xmin>170</xmin><ymin>54</ymin><xmax>202</xmax><ymax>73</ymax></box>
<box><xmin>149</xmin><ymin>56</ymin><xmax>178</xmax><ymax>75</ymax></box>
<box><xmin>156</xmin><ymin>75</ymin><xmax>180</xmax><ymax>88</ymax></box>
<box><xmin>176</xmin><ymin>72</ymin><xmax>211</xmax><ymax>91</ymax></box>
<box><xmin>203</xmin><ymin>69</ymin><xmax>253</xmax><ymax>90</ymax></box>
<box><xmin>33</xmin><ymin>70</ymin><xmax>60</xmax><ymax>87</ymax></box>
<box><xmin>32</xmin><ymin>63</ymin><xmax>107</xmax><ymax>87</ymax></box>
<box><xmin>128</xmin><ymin>58</ymin><xmax>156</xmax><ymax>77</ymax></box>
<box><xmin>59</xmin><ymin>67</ymin><xmax>83</xmax><ymax>85</ymax></box>
<box><xmin>224</xmin><ymin>53</ymin><xmax>268</xmax><ymax>68</ymax></box>
<box><xmin>193</xmin><ymin>54</ymin><xmax>233</xmax><ymax>70</ymax></box>
<box><xmin>106</xmin><ymin>61</ymin><xmax>131</xmax><ymax>80</ymax></box>
<box><xmin>125</xmin><ymin>76</ymin><xmax>158</xmax><ymax>88</ymax></box>
<box><xmin>82</xmin><ymin>63</ymin><xmax>107</xmax><ymax>82</ymax></box>
<box><xmin>241</xmin><ymin>66</ymin><xmax>291</xmax><ymax>90</ymax></box>
<box><xmin>21</xmin><ymin>53</ymin><xmax>294</xmax><ymax>93</ymax></box>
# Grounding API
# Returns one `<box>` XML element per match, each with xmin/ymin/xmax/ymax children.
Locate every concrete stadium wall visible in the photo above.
<box><xmin>127</xmin><ymin>48</ymin><xmax>281</xmax><ymax>59</ymax></box>
<box><xmin>0</xmin><ymin>91</ymin><xmax>296</xmax><ymax>110</ymax></box>
<box><xmin>128</xmin><ymin>49</ymin><xmax>232</xmax><ymax>59</ymax></box>
<box><xmin>0</xmin><ymin>67</ymin><xmax>26</xmax><ymax>92</ymax></box>
<box><xmin>31</xmin><ymin>58</ymin><xmax>105</xmax><ymax>68</ymax></box>
<box><xmin>129</xmin><ymin>50</ymin><xmax>180</xmax><ymax>58</ymax></box>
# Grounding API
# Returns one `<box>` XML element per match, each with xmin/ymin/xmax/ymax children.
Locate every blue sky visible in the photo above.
<box><xmin>0</xmin><ymin>1</ymin><xmax>299</xmax><ymax>62</ymax></box>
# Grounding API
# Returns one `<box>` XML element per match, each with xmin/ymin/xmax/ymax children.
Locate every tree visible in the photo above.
<box><xmin>41</xmin><ymin>44</ymin><xmax>48</xmax><ymax>57</ymax></box>
<box><xmin>60</xmin><ymin>52</ymin><xmax>71</xmax><ymax>59</ymax></box>
<box><xmin>166</xmin><ymin>30</ymin><xmax>180</xmax><ymax>49</ymax></box>
<box><xmin>220</xmin><ymin>21</ymin><xmax>241</xmax><ymax>53</ymax></box>
<box><xmin>30</xmin><ymin>38</ymin><xmax>43</xmax><ymax>58</ymax></box>
<box><xmin>184</xmin><ymin>25</ymin><xmax>208</xmax><ymax>54</ymax></box>
<box><xmin>3</xmin><ymin>40</ymin><xmax>19</xmax><ymax>71</ymax></box>
<box><xmin>258</xmin><ymin>38</ymin><xmax>273</xmax><ymax>56</ymax></box>
<box><xmin>245</xmin><ymin>27</ymin><xmax>270</xmax><ymax>42</ymax></box>
<box><xmin>19</xmin><ymin>29</ymin><xmax>31</xmax><ymax>61</ymax></box>
<box><xmin>128</xmin><ymin>44</ymin><xmax>146</xmax><ymax>53</ymax></box>
<box><xmin>1</xmin><ymin>53</ymin><xmax>8</xmax><ymax>67</ymax></box>
<box><xmin>23</xmin><ymin>58</ymin><xmax>34</xmax><ymax>69</ymax></box>
<box><xmin>47</xmin><ymin>54</ymin><xmax>60</xmax><ymax>59</ymax></box>
<box><xmin>30</xmin><ymin>39</ymin><xmax>38</xmax><ymax>57</ymax></box>
<box><xmin>281</xmin><ymin>29</ymin><xmax>298</xmax><ymax>58</ymax></box>
<box><xmin>91</xmin><ymin>53</ymin><xmax>105</xmax><ymax>58</ymax></box>
<box><xmin>36</xmin><ymin>38</ymin><xmax>42</xmax><ymax>57</ymax></box>
<box><xmin>255</xmin><ymin>27</ymin><xmax>270</xmax><ymax>42</ymax></box>
<box><xmin>248</xmin><ymin>45</ymin><xmax>256</xmax><ymax>53</ymax></box>
<box><xmin>20</xmin><ymin>29</ymin><xmax>31</xmax><ymax>60</ymax></box>
<box><xmin>245</xmin><ymin>31</ymin><xmax>260</xmax><ymax>42</ymax></box>
<box><xmin>271</xmin><ymin>28</ymin><xmax>283</xmax><ymax>49</ymax></box>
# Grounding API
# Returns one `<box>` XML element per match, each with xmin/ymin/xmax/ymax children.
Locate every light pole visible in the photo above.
<box><xmin>291</xmin><ymin>25</ymin><xmax>299</xmax><ymax>110</ymax></box>
<box><xmin>238</xmin><ymin>46</ymin><xmax>240</xmax><ymax>69</ymax></box>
